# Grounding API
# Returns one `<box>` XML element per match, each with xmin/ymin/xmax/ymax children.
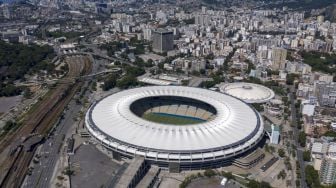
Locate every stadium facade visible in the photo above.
<box><xmin>85</xmin><ymin>86</ymin><xmax>265</xmax><ymax>171</ymax></box>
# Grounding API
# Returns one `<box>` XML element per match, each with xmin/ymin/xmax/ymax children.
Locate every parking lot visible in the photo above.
<box><xmin>69</xmin><ymin>144</ymin><xmax>123</xmax><ymax>188</ymax></box>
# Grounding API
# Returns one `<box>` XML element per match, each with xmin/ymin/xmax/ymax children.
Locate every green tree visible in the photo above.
<box><xmin>125</xmin><ymin>66</ymin><xmax>145</xmax><ymax>77</ymax></box>
<box><xmin>247</xmin><ymin>180</ymin><xmax>271</xmax><ymax>188</ymax></box>
<box><xmin>252</xmin><ymin>103</ymin><xmax>264</xmax><ymax>112</ymax></box>
<box><xmin>296</xmin><ymin>180</ymin><xmax>300</xmax><ymax>187</ymax></box>
<box><xmin>99</xmin><ymin>41</ymin><xmax>124</xmax><ymax>57</ymax></box>
<box><xmin>3</xmin><ymin>120</ymin><xmax>17</xmax><ymax>132</ymax></box>
<box><xmin>221</xmin><ymin>171</ymin><xmax>234</xmax><ymax>180</ymax></box>
<box><xmin>298</xmin><ymin>132</ymin><xmax>306</xmax><ymax>147</ymax></box>
<box><xmin>300</xmin><ymin>51</ymin><xmax>336</xmax><ymax>74</ymax></box>
<box><xmin>0</xmin><ymin>41</ymin><xmax>55</xmax><ymax>97</ymax></box>
<box><xmin>102</xmin><ymin>74</ymin><xmax>118</xmax><ymax>91</ymax></box>
<box><xmin>63</xmin><ymin>166</ymin><xmax>74</xmax><ymax>176</ymax></box>
<box><xmin>277</xmin><ymin>170</ymin><xmax>287</xmax><ymax>179</ymax></box>
<box><xmin>303</xmin><ymin>150</ymin><xmax>311</xmax><ymax>162</ymax></box>
<box><xmin>278</xmin><ymin>148</ymin><xmax>286</xmax><ymax>158</ymax></box>
<box><xmin>200</xmin><ymin>80</ymin><xmax>216</xmax><ymax>88</ymax></box>
<box><xmin>305</xmin><ymin>165</ymin><xmax>320</xmax><ymax>188</ymax></box>
<box><xmin>286</xmin><ymin>74</ymin><xmax>296</xmax><ymax>85</ymax></box>
<box><xmin>203</xmin><ymin>169</ymin><xmax>216</xmax><ymax>177</ymax></box>
<box><xmin>324</xmin><ymin>131</ymin><xmax>336</xmax><ymax>137</ymax></box>
<box><xmin>246</xmin><ymin>59</ymin><xmax>255</xmax><ymax>74</ymax></box>
<box><xmin>116</xmin><ymin>75</ymin><xmax>138</xmax><ymax>89</ymax></box>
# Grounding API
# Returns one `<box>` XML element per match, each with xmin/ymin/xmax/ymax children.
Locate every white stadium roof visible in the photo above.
<box><xmin>219</xmin><ymin>82</ymin><xmax>275</xmax><ymax>103</ymax></box>
<box><xmin>85</xmin><ymin>86</ymin><xmax>264</xmax><ymax>163</ymax></box>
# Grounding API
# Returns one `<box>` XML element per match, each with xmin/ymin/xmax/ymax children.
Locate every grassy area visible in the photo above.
<box><xmin>142</xmin><ymin>113</ymin><xmax>205</xmax><ymax>125</ymax></box>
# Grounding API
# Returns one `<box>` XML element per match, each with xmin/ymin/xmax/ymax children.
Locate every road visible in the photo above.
<box><xmin>289</xmin><ymin>85</ymin><xmax>307</xmax><ymax>188</ymax></box>
<box><xmin>59</xmin><ymin>51</ymin><xmax>135</xmax><ymax>67</ymax></box>
<box><xmin>21</xmin><ymin>49</ymin><xmax>113</xmax><ymax>188</ymax></box>
<box><xmin>0</xmin><ymin>56</ymin><xmax>92</xmax><ymax>188</ymax></box>
<box><xmin>22</xmin><ymin>95</ymin><xmax>83</xmax><ymax>188</ymax></box>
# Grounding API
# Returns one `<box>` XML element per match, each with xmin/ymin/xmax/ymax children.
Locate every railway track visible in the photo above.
<box><xmin>0</xmin><ymin>55</ymin><xmax>92</xmax><ymax>188</ymax></box>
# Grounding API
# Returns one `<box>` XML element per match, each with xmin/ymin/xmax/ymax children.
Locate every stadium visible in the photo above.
<box><xmin>85</xmin><ymin>86</ymin><xmax>265</xmax><ymax>170</ymax></box>
<box><xmin>219</xmin><ymin>82</ymin><xmax>275</xmax><ymax>104</ymax></box>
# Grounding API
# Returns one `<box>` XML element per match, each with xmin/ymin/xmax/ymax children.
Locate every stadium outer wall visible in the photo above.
<box><xmin>85</xmin><ymin>101</ymin><xmax>265</xmax><ymax>171</ymax></box>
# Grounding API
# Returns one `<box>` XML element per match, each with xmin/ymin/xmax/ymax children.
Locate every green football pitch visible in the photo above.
<box><xmin>142</xmin><ymin>113</ymin><xmax>205</xmax><ymax>125</ymax></box>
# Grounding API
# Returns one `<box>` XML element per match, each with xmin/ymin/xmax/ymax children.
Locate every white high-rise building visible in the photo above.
<box><xmin>195</xmin><ymin>14</ymin><xmax>210</xmax><ymax>26</ymax></box>
<box><xmin>320</xmin><ymin>144</ymin><xmax>336</xmax><ymax>185</ymax></box>
<box><xmin>143</xmin><ymin>28</ymin><xmax>152</xmax><ymax>41</ymax></box>
<box><xmin>270</xmin><ymin>124</ymin><xmax>280</xmax><ymax>144</ymax></box>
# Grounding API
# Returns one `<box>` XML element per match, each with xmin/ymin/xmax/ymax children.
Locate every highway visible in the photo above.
<box><xmin>289</xmin><ymin>85</ymin><xmax>307</xmax><ymax>188</ymax></box>
<box><xmin>58</xmin><ymin>51</ymin><xmax>135</xmax><ymax>68</ymax></box>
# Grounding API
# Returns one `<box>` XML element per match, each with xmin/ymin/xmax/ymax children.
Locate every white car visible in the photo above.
<box><xmin>221</xmin><ymin>177</ymin><xmax>227</xmax><ymax>186</ymax></box>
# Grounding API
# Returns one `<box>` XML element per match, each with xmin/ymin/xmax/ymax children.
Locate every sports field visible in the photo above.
<box><xmin>142</xmin><ymin>112</ymin><xmax>205</xmax><ymax>125</ymax></box>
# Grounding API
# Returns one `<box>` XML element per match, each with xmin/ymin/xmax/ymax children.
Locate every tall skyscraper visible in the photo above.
<box><xmin>152</xmin><ymin>29</ymin><xmax>174</xmax><ymax>53</ymax></box>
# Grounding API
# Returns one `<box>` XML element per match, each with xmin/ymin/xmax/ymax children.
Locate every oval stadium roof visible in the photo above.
<box><xmin>85</xmin><ymin>86</ymin><xmax>264</xmax><ymax>161</ymax></box>
<box><xmin>219</xmin><ymin>82</ymin><xmax>275</xmax><ymax>103</ymax></box>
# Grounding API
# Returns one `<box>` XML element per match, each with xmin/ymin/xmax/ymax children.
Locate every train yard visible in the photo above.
<box><xmin>0</xmin><ymin>55</ymin><xmax>92</xmax><ymax>188</ymax></box>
